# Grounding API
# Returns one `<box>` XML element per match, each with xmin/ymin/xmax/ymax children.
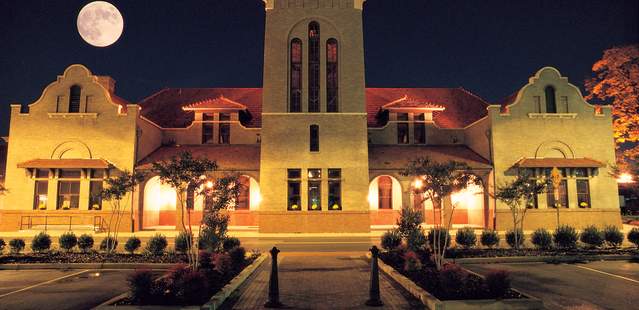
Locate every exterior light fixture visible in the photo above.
<box><xmin>617</xmin><ymin>173</ymin><xmax>634</xmax><ymax>184</ymax></box>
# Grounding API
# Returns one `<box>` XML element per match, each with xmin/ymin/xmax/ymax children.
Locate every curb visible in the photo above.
<box><xmin>201</xmin><ymin>253</ymin><xmax>268</xmax><ymax>310</ymax></box>
<box><xmin>0</xmin><ymin>263</ymin><xmax>176</xmax><ymax>270</ymax></box>
<box><xmin>453</xmin><ymin>254</ymin><xmax>638</xmax><ymax>264</ymax></box>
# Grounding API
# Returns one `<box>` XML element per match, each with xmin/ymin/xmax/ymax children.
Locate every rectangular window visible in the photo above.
<box><xmin>218</xmin><ymin>113</ymin><xmax>230</xmax><ymax>144</ymax></box>
<box><xmin>575</xmin><ymin>168</ymin><xmax>590</xmax><ymax>208</ymax></box>
<box><xmin>33</xmin><ymin>180</ymin><xmax>48</xmax><ymax>210</ymax></box>
<box><xmin>328</xmin><ymin>169</ymin><xmax>341</xmax><ymax>211</ymax></box>
<box><xmin>89</xmin><ymin>181</ymin><xmax>103</xmax><ymax>210</ymax></box>
<box><xmin>545</xmin><ymin>168</ymin><xmax>568</xmax><ymax>208</ymax></box>
<box><xmin>397</xmin><ymin>113</ymin><xmax>409</xmax><ymax>144</ymax></box>
<box><xmin>59</xmin><ymin>169</ymin><xmax>81</xmax><ymax>178</ymax></box>
<box><xmin>310</xmin><ymin>125</ymin><xmax>319</xmax><ymax>152</ymax></box>
<box><xmin>203</xmin><ymin>124</ymin><xmax>214</xmax><ymax>144</ymax></box>
<box><xmin>35</xmin><ymin>169</ymin><xmax>49</xmax><ymax>179</ymax></box>
<box><xmin>308</xmin><ymin>168</ymin><xmax>321</xmax><ymax>211</ymax></box>
<box><xmin>58</xmin><ymin>181</ymin><xmax>80</xmax><ymax>210</ymax></box>
<box><xmin>414</xmin><ymin>113</ymin><xmax>426</xmax><ymax>144</ymax></box>
<box><xmin>287</xmin><ymin>169</ymin><xmax>301</xmax><ymax>211</ymax></box>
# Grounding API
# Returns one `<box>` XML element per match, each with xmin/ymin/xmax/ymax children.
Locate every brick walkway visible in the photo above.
<box><xmin>226</xmin><ymin>252</ymin><xmax>423</xmax><ymax>310</ymax></box>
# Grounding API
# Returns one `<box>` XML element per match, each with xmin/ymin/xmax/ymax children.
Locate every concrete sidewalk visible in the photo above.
<box><xmin>226</xmin><ymin>252</ymin><xmax>423</xmax><ymax>309</ymax></box>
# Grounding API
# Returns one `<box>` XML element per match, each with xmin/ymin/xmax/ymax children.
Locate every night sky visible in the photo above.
<box><xmin>1</xmin><ymin>0</ymin><xmax>637</xmax><ymax>136</ymax></box>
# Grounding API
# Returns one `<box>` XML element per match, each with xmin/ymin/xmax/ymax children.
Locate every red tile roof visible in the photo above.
<box><xmin>381</xmin><ymin>95</ymin><xmax>446</xmax><ymax>111</ymax></box>
<box><xmin>182</xmin><ymin>95</ymin><xmax>248</xmax><ymax>111</ymax></box>
<box><xmin>137</xmin><ymin>145</ymin><xmax>261</xmax><ymax>171</ymax></box>
<box><xmin>17</xmin><ymin>159</ymin><xmax>111</xmax><ymax>169</ymax></box>
<box><xmin>139</xmin><ymin>87</ymin><xmax>489</xmax><ymax>129</ymax></box>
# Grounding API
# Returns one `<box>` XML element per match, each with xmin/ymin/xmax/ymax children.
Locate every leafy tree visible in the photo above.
<box><xmin>401</xmin><ymin>157</ymin><xmax>478</xmax><ymax>270</ymax></box>
<box><xmin>152</xmin><ymin>151</ymin><xmax>218</xmax><ymax>268</ymax></box>
<box><xmin>495</xmin><ymin>172</ymin><xmax>548</xmax><ymax>249</ymax></box>
<box><xmin>585</xmin><ymin>44</ymin><xmax>639</xmax><ymax>165</ymax></box>
<box><xmin>199</xmin><ymin>174</ymin><xmax>241</xmax><ymax>255</ymax></box>
<box><xmin>101</xmin><ymin>170</ymin><xmax>145</xmax><ymax>254</ymax></box>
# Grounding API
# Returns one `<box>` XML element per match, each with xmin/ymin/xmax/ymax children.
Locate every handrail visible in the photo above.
<box><xmin>20</xmin><ymin>215</ymin><xmax>95</xmax><ymax>231</ymax></box>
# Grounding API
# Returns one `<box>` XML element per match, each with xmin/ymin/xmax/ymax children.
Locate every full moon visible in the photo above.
<box><xmin>77</xmin><ymin>1</ymin><xmax>124</xmax><ymax>47</ymax></box>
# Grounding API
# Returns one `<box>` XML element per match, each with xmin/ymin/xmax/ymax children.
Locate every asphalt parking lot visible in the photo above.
<box><xmin>0</xmin><ymin>269</ymin><xmax>158</xmax><ymax>310</ymax></box>
<box><xmin>463</xmin><ymin>260</ymin><xmax>639</xmax><ymax>310</ymax></box>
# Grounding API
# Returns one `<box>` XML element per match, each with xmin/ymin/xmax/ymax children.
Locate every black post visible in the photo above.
<box><xmin>264</xmin><ymin>246</ymin><xmax>283</xmax><ymax>308</ymax></box>
<box><xmin>366</xmin><ymin>245</ymin><xmax>383</xmax><ymax>307</ymax></box>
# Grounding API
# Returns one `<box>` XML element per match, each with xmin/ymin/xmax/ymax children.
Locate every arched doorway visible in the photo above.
<box><xmin>143</xmin><ymin>176</ymin><xmax>177</xmax><ymax>229</ymax></box>
<box><xmin>450</xmin><ymin>182</ymin><xmax>485</xmax><ymax>227</ymax></box>
<box><xmin>368</xmin><ymin>175</ymin><xmax>403</xmax><ymax>226</ymax></box>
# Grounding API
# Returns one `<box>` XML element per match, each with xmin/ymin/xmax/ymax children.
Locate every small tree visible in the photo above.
<box><xmin>495</xmin><ymin>172</ymin><xmax>547</xmax><ymax>249</ymax></box>
<box><xmin>152</xmin><ymin>152</ymin><xmax>218</xmax><ymax>268</ymax></box>
<box><xmin>199</xmin><ymin>174</ymin><xmax>242</xmax><ymax>255</ymax></box>
<box><xmin>401</xmin><ymin>157</ymin><xmax>479</xmax><ymax>270</ymax></box>
<box><xmin>101</xmin><ymin>170</ymin><xmax>145</xmax><ymax>254</ymax></box>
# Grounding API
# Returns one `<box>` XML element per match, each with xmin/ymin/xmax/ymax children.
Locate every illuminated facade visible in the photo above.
<box><xmin>0</xmin><ymin>0</ymin><xmax>621</xmax><ymax>232</ymax></box>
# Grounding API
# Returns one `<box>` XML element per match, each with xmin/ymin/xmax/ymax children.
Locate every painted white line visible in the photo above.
<box><xmin>278</xmin><ymin>241</ymin><xmax>371</xmax><ymax>244</ymax></box>
<box><xmin>0</xmin><ymin>269</ymin><xmax>90</xmax><ymax>299</ymax></box>
<box><xmin>574</xmin><ymin>265</ymin><xmax>639</xmax><ymax>284</ymax></box>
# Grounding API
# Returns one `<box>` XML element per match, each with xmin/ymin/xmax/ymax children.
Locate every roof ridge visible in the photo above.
<box><xmin>456</xmin><ymin>87</ymin><xmax>490</xmax><ymax>106</ymax></box>
<box><xmin>139</xmin><ymin>87</ymin><xmax>169</xmax><ymax>104</ymax></box>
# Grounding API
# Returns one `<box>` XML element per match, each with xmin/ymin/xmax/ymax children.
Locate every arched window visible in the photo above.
<box><xmin>545</xmin><ymin>86</ymin><xmax>557</xmax><ymax>113</ymax></box>
<box><xmin>308</xmin><ymin>22</ymin><xmax>320</xmax><ymax>112</ymax></box>
<box><xmin>69</xmin><ymin>85</ymin><xmax>81</xmax><ymax>113</ymax></box>
<box><xmin>326</xmin><ymin>38</ymin><xmax>338</xmax><ymax>112</ymax></box>
<box><xmin>290</xmin><ymin>38</ymin><xmax>302</xmax><ymax>112</ymax></box>
<box><xmin>378</xmin><ymin>176</ymin><xmax>393</xmax><ymax>209</ymax></box>
<box><xmin>310</xmin><ymin>124</ymin><xmax>319</xmax><ymax>152</ymax></box>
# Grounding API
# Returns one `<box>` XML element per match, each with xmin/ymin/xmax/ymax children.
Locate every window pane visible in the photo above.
<box><xmin>91</xmin><ymin>169</ymin><xmax>105</xmax><ymax>179</ymax></box>
<box><xmin>308</xmin><ymin>22</ymin><xmax>320</xmax><ymax>112</ymax></box>
<box><xmin>69</xmin><ymin>85</ymin><xmax>81</xmax><ymax>113</ymax></box>
<box><xmin>89</xmin><ymin>181</ymin><xmax>103</xmax><ymax>210</ymax></box>
<box><xmin>328</xmin><ymin>168</ymin><xmax>341</xmax><ymax>179</ymax></box>
<box><xmin>287</xmin><ymin>181</ymin><xmax>301</xmax><ymax>211</ymax></box>
<box><xmin>308</xmin><ymin>168</ymin><xmax>321</xmax><ymax>179</ymax></box>
<box><xmin>219</xmin><ymin>113</ymin><xmax>230</xmax><ymax>121</ymax></box>
<box><xmin>326</xmin><ymin>38</ymin><xmax>338</xmax><ymax>113</ymax></box>
<box><xmin>414</xmin><ymin>123</ymin><xmax>426</xmax><ymax>144</ymax></box>
<box><xmin>34</xmin><ymin>180</ymin><xmax>48</xmax><ymax>210</ymax></box>
<box><xmin>35</xmin><ymin>169</ymin><xmax>49</xmax><ymax>178</ymax></box>
<box><xmin>219</xmin><ymin>123</ymin><xmax>230</xmax><ymax>144</ymax></box>
<box><xmin>308</xmin><ymin>180</ymin><xmax>321</xmax><ymax>211</ymax></box>
<box><xmin>202</xmin><ymin>123</ymin><xmax>214</xmax><ymax>143</ymax></box>
<box><xmin>577</xmin><ymin>179</ymin><xmax>590</xmax><ymax>208</ymax></box>
<box><xmin>329</xmin><ymin>181</ymin><xmax>341</xmax><ymax>210</ymax></box>
<box><xmin>237</xmin><ymin>176</ymin><xmax>250</xmax><ymax>210</ymax></box>
<box><xmin>310</xmin><ymin>125</ymin><xmax>319</xmax><ymax>152</ymax></box>
<box><xmin>547</xmin><ymin>180</ymin><xmax>568</xmax><ymax>208</ymax></box>
<box><xmin>575</xmin><ymin>168</ymin><xmax>588</xmax><ymax>178</ymax></box>
<box><xmin>58</xmin><ymin>181</ymin><xmax>80</xmax><ymax>210</ymax></box>
<box><xmin>288</xmin><ymin>169</ymin><xmax>301</xmax><ymax>179</ymax></box>
<box><xmin>397</xmin><ymin>123</ymin><xmax>409</xmax><ymax>144</ymax></box>
<box><xmin>378</xmin><ymin>176</ymin><xmax>393</xmax><ymax>209</ymax></box>
<box><xmin>290</xmin><ymin>39</ymin><xmax>302</xmax><ymax>113</ymax></box>
<box><xmin>397</xmin><ymin>113</ymin><xmax>408</xmax><ymax>121</ymax></box>
<box><xmin>203</xmin><ymin>113</ymin><xmax>214</xmax><ymax>121</ymax></box>
<box><xmin>59</xmin><ymin>169</ymin><xmax>81</xmax><ymax>178</ymax></box>
<box><xmin>545</xmin><ymin>86</ymin><xmax>557</xmax><ymax>113</ymax></box>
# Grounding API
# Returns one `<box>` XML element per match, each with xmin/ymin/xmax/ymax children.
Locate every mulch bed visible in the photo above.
<box><xmin>0</xmin><ymin>252</ymin><xmax>190</xmax><ymax>264</ymax></box>
<box><xmin>446</xmin><ymin>247</ymin><xmax>639</xmax><ymax>259</ymax></box>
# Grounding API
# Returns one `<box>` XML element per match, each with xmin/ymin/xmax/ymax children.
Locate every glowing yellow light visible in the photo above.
<box><xmin>617</xmin><ymin>173</ymin><xmax>634</xmax><ymax>184</ymax></box>
<box><xmin>413</xmin><ymin>179</ymin><xmax>424</xmax><ymax>189</ymax></box>
<box><xmin>199</xmin><ymin>175</ymin><xmax>207</xmax><ymax>180</ymax></box>
<box><xmin>253</xmin><ymin>191</ymin><xmax>262</xmax><ymax>205</ymax></box>
<box><xmin>451</xmin><ymin>184</ymin><xmax>483</xmax><ymax>209</ymax></box>
<box><xmin>206</xmin><ymin>181</ymin><xmax>214</xmax><ymax>188</ymax></box>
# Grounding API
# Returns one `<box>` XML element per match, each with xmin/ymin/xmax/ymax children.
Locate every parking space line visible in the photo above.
<box><xmin>0</xmin><ymin>269</ymin><xmax>90</xmax><ymax>299</ymax></box>
<box><xmin>574</xmin><ymin>265</ymin><xmax>639</xmax><ymax>284</ymax></box>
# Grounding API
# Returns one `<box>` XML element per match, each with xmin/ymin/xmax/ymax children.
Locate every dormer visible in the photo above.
<box><xmin>375</xmin><ymin>95</ymin><xmax>446</xmax><ymax>145</ymax></box>
<box><xmin>182</xmin><ymin>95</ymin><xmax>253</xmax><ymax>145</ymax></box>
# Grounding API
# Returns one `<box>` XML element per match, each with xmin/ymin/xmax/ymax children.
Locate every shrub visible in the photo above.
<box><xmin>603</xmin><ymin>225</ymin><xmax>624</xmax><ymax>248</ymax></box>
<box><xmin>381</xmin><ymin>229</ymin><xmax>403</xmax><ymax>251</ymax></box>
<box><xmin>31</xmin><ymin>232</ymin><xmax>52</xmax><ymax>253</ymax></box>
<box><xmin>223</xmin><ymin>237</ymin><xmax>241</xmax><ymax>252</ymax></box>
<box><xmin>9</xmin><ymin>239</ymin><xmax>25</xmax><ymax>254</ymax></box>
<box><xmin>531</xmin><ymin>228</ymin><xmax>553</xmax><ymax>249</ymax></box>
<box><xmin>480</xmin><ymin>230</ymin><xmax>500</xmax><ymax>248</ymax></box>
<box><xmin>0</xmin><ymin>238</ymin><xmax>5</xmax><ymax>253</ymax></box>
<box><xmin>580</xmin><ymin>225</ymin><xmax>604</xmax><ymax>248</ymax></box>
<box><xmin>427</xmin><ymin>228</ymin><xmax>451</xmax><ymax>251</ymax></box>
<box><xmin>485</xmin><ymin>269</ymin><xmax>511</xmax><ymax>298</ymax></box>
<box><xmin>403</xmin><ymin>251</ymin><xmax>422</xmax><ymax>272</ymax></box>
<box><xmin>78</xmin><ymin>234</ymin><xmax>94</xmax><ymax>253</ymax></box>
<box><xmin>229</xmin><ymin>246</ymin><xmax>246</xmax><ymax>267</ymax></box>
<box><xmin>125</xmin><ymin>236</ymin><xmax>142</xmax><ymax>254</ymax></box>
<box><xmin>198</xmin><ymin>250</ymin><xmax>213</xmax><ymax>270</ymax></box>
<box><xmin>553</xmin><ymin>225</ymin><xmax>578</xmax><ymax>249</ymax></box>
<box><xmin>128</xmin><ymin>269</ymin><xmax>154</xmax><ymax>304</ymax></box>
<box><xmin>100</xmin><ymin>236</ymin><xmax>119</xmax><ymax>252</ymax></box>
<box><xmin>59</xmin><ymin>232</ymin><xmax>78</xmax><ymax>252</ymax></box>
<box><xmin>146</xmin><ymin>234</ymin><xmax>168</xmax><ymax>256</ymax></box>
<box><xmin>439</xmin><ymin>263</ymin><xmax>468</xmax><ymax>298</ymax></box>
<box><xmin>455</xmin><ymin>227</ymin><xmax>477</xmax><ymax>249</ymax></box>
<box><xmin>214</xmin><ymin>253</ymin><xmax>233</xmax><ymax>276</ymax></box>
<box><xmin>174</xmin><ymin>231</ymin><xmax>192</xmax><ymax>254</ymax></box>
<box><xmin>628</xmin><ymin>228</ymin><xmax>639</xmax><ymax>248</ymax></box>
<box><xmin>407</xmin><ymin>229</ymin><xmax>427</xmax><ymax>251</ymax></box>
<box><xmin>198</xmin><ymin>226</ymin><xmax>226</xmax><ymax>252</ymax></box>
<box><xmin>505</xmin><ymin>229</ymin><xmax>525</xmax><ymax>248</ymax></box>
<box><xmin>396</xmin><ymin>206</ymin><xmax>424</xmax><ymax>238</ymax></box>
<box><xmin>177</xmin><ymin>271</ymin><xmax>209</xmax><ymax>305</ymax></box>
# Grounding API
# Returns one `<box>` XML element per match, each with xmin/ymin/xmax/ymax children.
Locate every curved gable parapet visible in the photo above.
<box><xmin>494</xmin><ymin>66</ymin><xmax>609</xmax><ymax>117</ymax></box>
<box><xmin>26</xmin><ymin>64</ymin><xmax>129</xmax><ymax>115</ymax></box>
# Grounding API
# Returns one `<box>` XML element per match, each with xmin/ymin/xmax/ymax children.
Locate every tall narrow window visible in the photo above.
<box><xmin>310</xmin><ymin>125</ymin><xmax>319</xmax><ymax>152</ymax></box>
<box><xmin>575</xmin><ymin>168</ymin><xmax>591</xmax><ymax>208</ymax></box>
<box><xmin>378</xmin><ymin>176</ymin><xmax>393</xmax><ymax>209</ymax></box>
<box><xmin>33</xmin><ymin>169</ymin><xmax>49</xmax><ymax>210</ymax></box>
<box><xmin>89</xmin><ymin>169</ymin><xmax>104</xmax><ymax>210</ymax></box>
<box><xmin>545</xmin><ymin>86</ymin><xmax>557</xmax><ymax>113</ymax></box>
<box><xmin>414</xmin><ymin>113</ymin><xmax>426</xmax><ymax>144</ymax></box>
<box><xmin>308</xmin><ymin>168</ymin><xmax>321</xmax><ymax>211</ymax></box>
<box><xmin>546</xmin><ymin>168</ymin><xmax>568</xmax><ymax>208</ymax></box>
<box><xmin>287</xmin><ymin>169</ymin><xmax>301</xmax><ymax>211</ymax></box>
<box><xmin>326</xmin><ymin>38</ymin><xmax>338</xmax><ymax>112</ymax></box>
<box><xmin>69</xmin><ymin>85</ymin><xmax>81</xmax><ymax>113</ymax></box>
<box><xmin>328</xmin><ymin>169</ymin><xmax>341</xmax><ymax>211</ymax></box>
<box><xmin>308</xmin><ymin>22</ymin><xmax>320</xmax><ymax>112</ymax></box>
<box><xmin>58</xmin><ymin>169</ymin><xmax>81</xmax><ymax>210</ymax></box>
<box><xmin>202</xmin><ymin>113</ymin><xmax>214</xmax><ymax>144</ymax></box>
<box><xmin>290</xmin><ymin>39</ymin><xmax>302</xmax><ymax>112</ymax></box>
<box><xmin>219</xmin><ymin>113</ymin><xmax>230</xmax><ymax>144</ymax></box>
<box><xmin>236</xmin><ymin>176</ymin><xmax>250</xmax><ymax>210</ymax></box>
<box><xmin>397</xmin><ymin>113</ymin><xmax>409</xmax><ymax>144</ymax></box>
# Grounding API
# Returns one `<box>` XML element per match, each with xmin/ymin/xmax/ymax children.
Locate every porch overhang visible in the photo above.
<box><xmin>17</xmin><ymin>158</ymin><xmax>111</xmax><ymax>169</ymax></box>
<box><xmin>514</xmin><ymin>157</ymin><xmax>605</xmax><ymax>168</ymax></box>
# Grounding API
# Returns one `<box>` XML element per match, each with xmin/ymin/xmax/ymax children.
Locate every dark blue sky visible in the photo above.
<box><xmin>1</xmin><ymin>0</ymin><xmax>637</xmax><ymax>135</ymax></box>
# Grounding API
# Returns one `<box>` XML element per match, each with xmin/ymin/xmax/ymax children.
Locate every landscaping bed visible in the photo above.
<box><xmin>446</xmin><ymin>247</ymin><xmax>639</xmax><ymax>259</ymax></box>
<box><xmin>0</xmin><ymin>252</ymin><xmax>190</xmax><ymax>264</ymax></box>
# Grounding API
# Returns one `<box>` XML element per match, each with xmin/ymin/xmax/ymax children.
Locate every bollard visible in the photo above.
<box><xmin>366</xmin><ymin>245</ymin><xmax>384</xmax><ymax>307</ymax></box>
<box><xmin>264</xmin><ymin>246</ymin><xmax>283</xmax><ymax>308</ymax></box>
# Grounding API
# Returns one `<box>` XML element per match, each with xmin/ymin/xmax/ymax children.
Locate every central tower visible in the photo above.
<box><xmin>259</xmin><ymin>0</ymin><xmax>370</xmax><ymax>233</ymax></box>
